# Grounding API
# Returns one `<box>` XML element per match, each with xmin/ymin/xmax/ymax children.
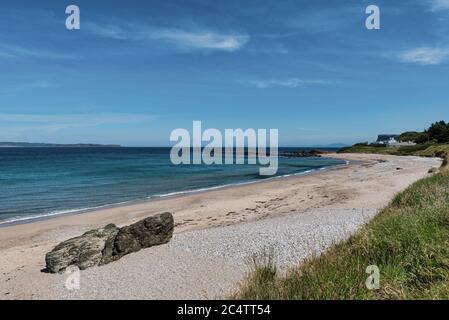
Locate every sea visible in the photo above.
<box><xmin>0</xmin><ymin>147</ymin><xmax>345</xmax><ymax>225</ymax></box>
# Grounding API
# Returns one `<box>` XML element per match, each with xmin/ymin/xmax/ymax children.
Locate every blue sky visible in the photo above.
<box><xmin>1</xmin><ymin>0</ymin><xmax>449</xmax><ymax>146</ymax></box>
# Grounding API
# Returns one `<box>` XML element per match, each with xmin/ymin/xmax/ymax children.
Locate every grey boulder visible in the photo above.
<box><xmin>45</xmin><ymin>224</ymin><xmax>119</xmax><ymax>273</ymax></box>
<box><xmin>45</xmin><ymin>212</ymin><xmax>174</xmax><ymax>273</ymax></box>
<box><xmin>113</xmin><ymin>211</ymin><xmax>174</xmax><ymax>257</ymax></box>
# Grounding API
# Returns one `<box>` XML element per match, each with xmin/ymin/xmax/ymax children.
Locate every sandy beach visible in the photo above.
<box><xmin>0</xmin><ymin>153</ymin><xmax>441</xmax><ymax>299</ymax></box>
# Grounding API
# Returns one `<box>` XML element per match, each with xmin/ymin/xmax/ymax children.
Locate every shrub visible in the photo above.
<box><xmin>428</xmin><ymin>121</ymin><xmax>449</xmax><ymax>143</ymax></box>
<box><xmin>398</xmin><ymin>131</ymin><xmax>428</xmax><ymax>143</ymax></box>
<box><xmin>398</xmin><ymin>121</ymin><xmax>449</xmax><ymax>144</ymax></box>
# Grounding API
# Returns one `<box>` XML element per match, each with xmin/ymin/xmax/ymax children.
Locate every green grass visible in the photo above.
<box><xmin>414</xmin><ymin>144</ymin><xmax>449</xmax><ymax>157</ymax></box>
<box><xmin>235</xmin><ymin>159</ymin><xmax>449</xmax><ymax>300</ymax></box>
<box><xmin>338</xmin><ymin>143</ymin><xmax>449</xmax><ymax>158</ymax></box>
<box><xmin>337</xmin><ymin>145</ymin><xmax>393</xmax><ymax>155</ymax></box>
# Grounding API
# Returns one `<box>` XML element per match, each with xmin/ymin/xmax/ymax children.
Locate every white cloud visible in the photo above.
<box><xmin>149</xmin><ymin>29</ymin><xmax>249</xmax><ymax>51</ymax></box>
<box><xmin>83</xmin><ymin>22</ymin><xmax>129</xmax><ymax>40</ymax></box>
<box><xmin>0</xmin><ymin>113</ymin><xmax>154</xmax><ymax>133</ymax></box>
<box><xmin>297</xmin><ymin>127</ymin><xmax>320</xmax><ymax>132</ymax></box>
<box><xmin>399</xmin><ymin>47</ymin><xmax>449</xmax><ymax>65</ymax></box>
<box><xmin>0</xmin><ymin>44</ymin><xmax>76</xmax><ymax>60</ymax></box>
<box><xmin>0</xmin><ymin>80</ymin><xmax>54</xmax><ymax>95</ymax></box>
<box><xmin>24</xmin><ymin>80</ymin><xmax>53</xmax><ymax>89</ymax></box>
<box><xmin>250</xmin><ymin>78</ymin><xmax>330</xmax><ymax>89</ymax></box>
<box><xmin>84</xmin><ymin>22</ymin><xmax>249</xmax><ymax>52</ymax></box>
<box><xmin>429</xmin><ymin>0</ymin><xmax>449</xmax><ymax>11</ymax></box>
<box><xmin>0</xmin><ymin>50</ymin><xmax>15</xmax><ymax>58</ymax></box>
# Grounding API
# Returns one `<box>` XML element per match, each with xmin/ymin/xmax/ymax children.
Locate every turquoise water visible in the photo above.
<box><xmin>0</xmin><ymin>147</ymin><xmax>345</xmax><ymax>225</ymax></box>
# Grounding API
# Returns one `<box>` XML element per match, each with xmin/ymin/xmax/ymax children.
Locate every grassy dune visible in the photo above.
<box><xmin>236</xmin><ymin>157</ymin><xmax>449</xmax><ymax>300</ymax></box>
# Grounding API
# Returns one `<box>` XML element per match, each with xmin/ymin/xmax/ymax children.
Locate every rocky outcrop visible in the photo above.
<box><xmin>279</xmin><ymin>150</ymin><xmax>324</xmax><ymax>158</ymax></box>
<box><xmin>45</xmin><ymin>212</ymin><xmax>174</xmax><ymax>273</ymax></box>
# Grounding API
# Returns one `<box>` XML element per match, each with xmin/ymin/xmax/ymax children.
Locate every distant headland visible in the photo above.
<box><xmin>0</xmin><ymin>142</ymin><xmax>121</xmax><ymax>148</ymax></box>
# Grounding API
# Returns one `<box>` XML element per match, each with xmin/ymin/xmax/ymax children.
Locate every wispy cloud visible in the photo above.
<box><xmin>0</xmin><ymin>44</ymin><xmax>77</xmax><ymax>60</ymax></box>
<box><xmin>83</xmin><ymin>22</ymin><xmax>129</xmax><ymax>40</ymax></box>
<box><xmin>84</xmin><ymin>22</ymin><xmax>249</xmax><ymax>52</ymax></box>
<box><xmin>297</xmin><ymin>127</ymin><xmax>320</xmax><ymax>132</ymax></box>
<box><xmin>149</xmin><ymin>29</ymin><xmax>249</xmax><ymax>51</ymax></box>
<box><xmin>0</xmin><ymin>50</ymin><xmax>15</xmax><ymax>58</ymax></box>
<box><xmin>22</xmin><ymin>80</ymin><xmax>53</xmax><ymax>89</ymax></box>
<box><xmin>278</xmin><ymin>6</ymin><xmax>358</xmax><ymax>35</ymax></box>
<box><xmin>0</xmin><ymin>113</ymin><xmax>154</xmax><ymax>133</ymax></box>
<box><xmin>399</xmin><ymin>47</ymin><xmax>449</xmax><ymax>65</ymax></box>
<box><xmin>249</xmin><ymin>78</ymin><xmax>331</xmax><ymax>89</ymax></box>
<box><xmin>429</xmin><ymin>0</ymin><xmax>449</xmax><ymax>11</ymax></box>
<box><xmin>0</xmin><ymin>80</ymin><xmax>54</xmax><ymax>95</ymax></box>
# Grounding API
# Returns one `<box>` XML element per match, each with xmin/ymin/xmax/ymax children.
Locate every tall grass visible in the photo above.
<box><xmin>236</xmin><ymin>160</ymin><xmax>449</xmax><ymax>300</ymax></box>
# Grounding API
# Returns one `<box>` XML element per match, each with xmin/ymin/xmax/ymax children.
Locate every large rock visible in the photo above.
<box><xmin>45</xmin><ymin>212</ymin><xmax>174</xmax><ymax>273</ymax></box>
<box><xmin>45</xmin><ymin>224</ymin><xmax>119</xmax><ymax>273</ymax></box>
<box><xmin>112</xmin><ymin>212</ymin><xmax>174</xmax><ymax>257</ymax></box>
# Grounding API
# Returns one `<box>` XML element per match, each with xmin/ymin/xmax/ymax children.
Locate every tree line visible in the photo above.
<box><xmin>399</xmin><ymin>121</ymin><xmax>449</xmax><ymax>144</ymax></box>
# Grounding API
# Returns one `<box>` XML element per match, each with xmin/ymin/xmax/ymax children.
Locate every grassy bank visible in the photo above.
<box><xmin>338</xmin><ymin>143</ymin><xmax>449</xmax><ymax>158</ymax></box>
<box><xmin>236</xmin><ymin>157</ymin><xmax>449</xmax><ymax>300</ymax></box>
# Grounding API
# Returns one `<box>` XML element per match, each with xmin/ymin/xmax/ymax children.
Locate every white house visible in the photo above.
<box><xmin>375</xmin><ymin>134</ymin><xmax>416</xmax><ymax>148</ymax></box>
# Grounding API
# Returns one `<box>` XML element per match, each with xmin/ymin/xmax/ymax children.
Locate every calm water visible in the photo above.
<box><xmin>0</xmin><ymin>147</ymin><xmax>345</xmax><ymax>225</ymax></box>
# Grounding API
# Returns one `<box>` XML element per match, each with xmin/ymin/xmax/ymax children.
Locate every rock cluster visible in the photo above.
<box><xmin>279</xmin><ymin>150</ymin><xmax>324</xmax><ymax>158</ymax></box>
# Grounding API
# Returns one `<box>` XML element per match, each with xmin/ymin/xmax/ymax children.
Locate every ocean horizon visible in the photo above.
<box><xmin>0</xmin><ymin>147</ymin><xmax>345</xmax><ymax>225</ymax></box>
